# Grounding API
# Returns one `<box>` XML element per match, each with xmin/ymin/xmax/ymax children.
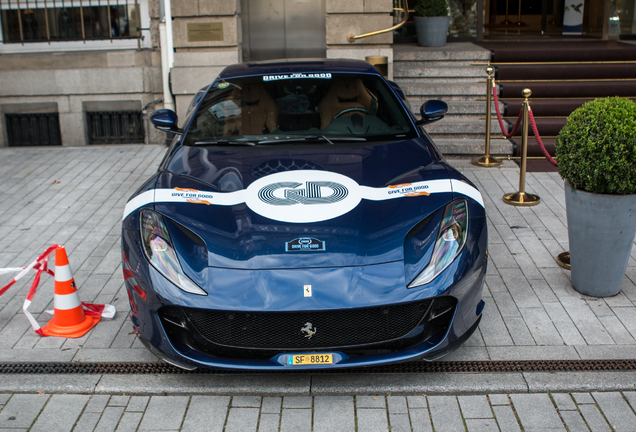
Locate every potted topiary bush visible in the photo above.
<box><xmin>414</xmin><ymin>0</ymin><xmax>450</xmax><ymax>47</ymax></box>
<box><xmin>555</xmin><ymin>96</ymin><xmax>636</xmax><ymax>297</ymax></box>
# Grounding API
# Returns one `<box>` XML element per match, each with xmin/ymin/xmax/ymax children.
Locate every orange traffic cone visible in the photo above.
<box><xmin>40</xmin><ymin>246</ymin><xmax>100</xmax><ymax>338</ymax></box>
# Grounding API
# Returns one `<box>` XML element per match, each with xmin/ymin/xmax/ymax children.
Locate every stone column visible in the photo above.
<box><xmin>166</xmin><ymin>0</ymin><xmax>241</xmax><ymax>120</ymax></box>
<box><xmin>326</xmin><ymin>0</ymin><xmax>394</xmax><ymax>80</ymax></box>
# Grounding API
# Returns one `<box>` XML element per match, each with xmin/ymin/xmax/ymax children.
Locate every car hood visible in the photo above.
<box><xmin>149</xmin><ymin>139</ymin><xmax>454</xmax><ymax>270</ymax></box>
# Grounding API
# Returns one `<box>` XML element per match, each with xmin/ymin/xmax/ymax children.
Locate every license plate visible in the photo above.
<box><xmin>287</xmin><ymin>353</ymin><xmax>333</xmax><ymax>366</ymax></box>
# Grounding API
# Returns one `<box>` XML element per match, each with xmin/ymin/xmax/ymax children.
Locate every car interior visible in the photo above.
<box><xmin>187</xmin><ymin>73</ymin><xmax>414</xmax><ymax>143</ymax></box>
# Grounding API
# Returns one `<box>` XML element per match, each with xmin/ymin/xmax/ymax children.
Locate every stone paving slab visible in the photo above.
<box><xmin>1</xmin><ymin>147</ymin><xmax>636</xmax><ymax>366</ymax></box>
<box><xmin>1</xmin><ymin>391</ymin><xmax>635</xmax><ymax>432</ymax></box>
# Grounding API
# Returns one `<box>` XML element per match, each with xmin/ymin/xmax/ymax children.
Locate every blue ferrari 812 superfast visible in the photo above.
<box><xmin>121</xmin><ymin>59</ymin><xmax>487</xmax><ymax>370</ymax></box>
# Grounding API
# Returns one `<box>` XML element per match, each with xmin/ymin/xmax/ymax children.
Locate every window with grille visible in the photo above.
<box><xmin>86</xmin><ymin>110</ymin><xmax>144</xmax><ymax>144</ymax></box>
<box><xmin>5</xmin><ymin>113</ymin><xmax>62</xmax><ymax>146</ymax></box>
<box><xmin>0</xmin><ymin>0</ymin><xmax>142</xmax><ymax>43</ymax></box>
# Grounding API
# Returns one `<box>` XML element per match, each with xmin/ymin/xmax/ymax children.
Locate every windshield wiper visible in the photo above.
<box><xmin>194</xmin><ymin>140</ymin><xmax>256</xmax><ymax>146</ymax></box>
<box><xmin>257</xmin><ymin>136</ymin><xmax>366</xmax><ymax>145</ymax></box>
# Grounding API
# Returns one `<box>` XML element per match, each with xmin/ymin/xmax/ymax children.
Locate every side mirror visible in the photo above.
<box><xmin>150</xmin><ymin>109</ymin><xmax>182</xmax><ymax>134</ymax></box>
<box><xmin>417</xmin><ymin>100</ymin><xmax>448</xmax><ymax>125</ymax></box>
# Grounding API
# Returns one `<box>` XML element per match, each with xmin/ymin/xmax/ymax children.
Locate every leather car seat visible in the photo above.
<box><xmin>317</xmin><ymin>78</ymin><xmax>377</xmax><ymax>129</ymax></box>
<box><xmin>229</xmin><ymin>83</ymin><xmax>279</xmax><ymax>135</ymax></box>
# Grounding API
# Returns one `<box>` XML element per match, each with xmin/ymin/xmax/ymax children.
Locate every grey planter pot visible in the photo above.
<box><xmin>414</xmin><ymin>16</ymin><xmax>450</xmax><ymax>47</ymax></box>
<box><xmin>565</xmin><ymin>183</ymin><xmax>636</xmax><ymax>297</ymax></box>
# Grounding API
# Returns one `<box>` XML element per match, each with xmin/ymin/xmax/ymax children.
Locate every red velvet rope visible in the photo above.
<box><xmin>528</xmin><ymin>110</ymin><xmax>558</xmax><ymax>167</ymax></box>
<box><xmin>492</xmin><ymin>86</ymin><xmax>523</xmax><ymax>138</ymax></box>
<box><xmin>492</xmin><ymin>86</ymin><xmax>558</xmax><ymax>167</ymax></box>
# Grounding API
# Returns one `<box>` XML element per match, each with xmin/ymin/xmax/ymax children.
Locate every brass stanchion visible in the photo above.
<box><xmin>556</xmin><ymin>251</ymin><xmax>571</xmax><ymax>270</ymax></box>
<box><xmin>501</xmin><ymin>0</ymin><xmax>513</xmax><ymax>25</ymax></box>
<box><xmin>516</xmin><ymin>0</ymin><xmax>526</xmax><ymax>26</ymax></box>
<box><xmin>503</xmin><ymin>88</ymin><xmax>540</xmax><ymax>206</ymax></box>
<box><xmin>472</xmin><ymin>67</ymin><xmax>502</xmax><ymax>168</ymax></box>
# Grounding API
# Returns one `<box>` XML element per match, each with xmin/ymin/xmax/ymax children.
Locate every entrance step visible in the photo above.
<box><xmin>393</xmin><ymin>42</ymin><xmax>496</xmax><ymax>155</ymax></box>
<box><xmin>396</xmin><ymin>82</ymin><xmax>485</xmax><ymax>98</ymax></box>
<box><xmin>393</xmin><ymin>43</ymin><xmax>491</xmax><ymax>61</ymax></box>
<box><xmin>394</xmin><ymin>63</ymin><xmax>487</xmax><ymax>78</ymax></box>
<box><xmin>408</xmin><ymin>100</ymin><xmax>503</xmax><ymax>116</ymax></box>
<box><xmin>476</xmin><ymin>40</ymin><xmax>636</xmax><ymax>160</ymax></box>
<box><xmin>431</xmin><ymin>138</ymin><xmax>512</xmax><ymax>155</ymax></box>
<box><xmin>396</xmin><ymin>77</ymin><xmax>484</xmax><ymax>85</ymax></box>
<box><xmin>424</xmin><ymin>119</ymin><xmax>503</xmax><ymax>135</ymax></box>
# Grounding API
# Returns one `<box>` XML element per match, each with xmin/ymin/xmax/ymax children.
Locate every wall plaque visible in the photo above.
<box><xmin>187</xmin><ymin>23</ymin><xmax>224</xmax><ymax>42</ymax></box>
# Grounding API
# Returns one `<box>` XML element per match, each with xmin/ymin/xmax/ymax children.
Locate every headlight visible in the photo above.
<box><xmin>408</xmin><ymin>199</ymin><xmax>468</xmax><ymax>287</ymax></box>
<box><xmin>140</xmin><ymin>210</ymin><xmax>207</xmax><ymax>295</ymax></box>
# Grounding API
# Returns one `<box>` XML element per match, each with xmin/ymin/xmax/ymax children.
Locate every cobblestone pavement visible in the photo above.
<box><xmin>2</xmin><ymin>146</ymin><xmax>636</xmax><ymax>363</ymax></box>
<box><xmin>3</xmin><ymin>146</ymin><xmax>636</xmax><ymax>430</ymax></box>
<box><xmin>2</xmin><ymin>391</ymin><xmax>636</xmax><ymax>431</ymax></box>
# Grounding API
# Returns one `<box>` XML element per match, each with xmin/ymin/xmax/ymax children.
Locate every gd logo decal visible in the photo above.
<box><xmin>258</xmin><ymin>181</ymin><xmax>348</xmax><ymax>206</ymax></box>
<box><xmin>245</xmin><ymin>170</ymin><xmax>362</xmax><ymax>224</ymax></box>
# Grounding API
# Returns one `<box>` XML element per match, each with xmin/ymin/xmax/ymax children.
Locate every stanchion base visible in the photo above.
<box><xmin>556</xmin><ymin>251</ymin><xmax>571</xmax><ymax>270</ymax></box>
<box><xmin>471</xmin><ymin>155</ymin><xmax>503</xmax><ymax>167</ymax></box>
<box><xmin>502</xmin><ymin>191</ymin><xmax>540</xmax><ymax>206</ymax></box>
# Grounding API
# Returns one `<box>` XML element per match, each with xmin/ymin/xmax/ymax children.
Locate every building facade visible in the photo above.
<box><xmin>0</xmin><ymin>0</ymin><xmax>633</xmax><ymax>147</ymax></box>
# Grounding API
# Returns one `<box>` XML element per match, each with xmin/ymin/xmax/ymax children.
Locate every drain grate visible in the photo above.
<box><xmin>1</xmin><ymin>360</ymin><xmax>635</xmax><ymax>375</ymax></box>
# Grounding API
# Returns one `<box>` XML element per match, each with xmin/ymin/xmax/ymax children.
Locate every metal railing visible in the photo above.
<box><xmin>347</xmin><ymin>0</ymin><xmax>409</xmax><ymax>42</ymax></box>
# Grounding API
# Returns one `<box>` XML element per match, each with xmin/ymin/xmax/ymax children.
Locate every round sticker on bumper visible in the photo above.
<box><xmin>245</xmin><ymin>170</ymin><xmax>362</xmax><ymax>223</ymax></box>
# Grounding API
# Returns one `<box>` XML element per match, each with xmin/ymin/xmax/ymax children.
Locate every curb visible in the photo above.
<box><xmin>2</xmin><ymin>371</ymin><xmax>636</xmax><ymax>396</ymax></box>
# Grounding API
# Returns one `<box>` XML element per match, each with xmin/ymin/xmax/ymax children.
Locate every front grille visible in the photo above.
<box><xmin>164</xmin><ymin>300</ymin><xmax>436</xmax><ymax>350</ymax></box>
<box><xmin>5</xmin><ymin>113</ymin><xmax>62</xmax><ymax>146</ymax></box>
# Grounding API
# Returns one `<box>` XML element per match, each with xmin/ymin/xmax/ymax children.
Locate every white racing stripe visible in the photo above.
<box><xmin>154</xmin><ymin>188</ymin><xmax>246</xmax><ymax>206</ymax></box>
<box><xmin>451</xmin><ymin>179</ymin><xmax>485</xmax><ymax>208</ymax></box>
<box><xmin>122</xmin><ymin>171</ymin><xmax>485</xmax><ymax>223</ymax></box>
<box><xmin>123</xmin><ymin>190</ymin><xmax>155</xmax><ymax>221</ymax></box>
<box><xmin>54</xmin><ymin>293</ymin><xmax>82</xmax><ymax>311</ymax></box>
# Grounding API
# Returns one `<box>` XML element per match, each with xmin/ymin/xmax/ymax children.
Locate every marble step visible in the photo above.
<box><xmin>407</xmin><ymin>100</ymin><xmax>503</xmax><ymax>115</ymax></box>
<box><xmin>394</xmin><ymin>64</ymin><xmax>487</xmax><ymax>79</ymax></box>
<box><xmin>422</xmin><ymin>119</ymin><xmax>503</xmax><ymax>134</ymax></box>
<box><xmin>429</xmin><ymin>138</ymin><xmax>513</xmax><ymax>155</ymax></box>
<box><xmin>396</xmin><ymin>82</ymin><xmax>485</xmax><ymax>97</ymax></box>
<box><xmin>396</xmin><ymin>77</ymin><xmax>485</xmax><ymax>85</ymax></box>
<box><xmin>393</xmin><ymin>43</ymin><xmax>491</xmax><ymax>62</ymax></box>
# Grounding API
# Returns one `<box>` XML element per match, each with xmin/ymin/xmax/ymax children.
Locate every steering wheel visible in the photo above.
<box><xmin>332</xmin><ymin>107</ymin><xmax>371</xmax><ymax>120</ymax></box>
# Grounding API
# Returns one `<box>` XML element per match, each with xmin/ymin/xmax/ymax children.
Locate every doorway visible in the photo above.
<box><xmin>240</xmin><ymin>0</ymin><xmax>326</xmax><ymax>62</ymax></box>
<box><xmin>486</xmin><ymin>0</ymin><xmax>606</xmax><ymax>37</ymax></box>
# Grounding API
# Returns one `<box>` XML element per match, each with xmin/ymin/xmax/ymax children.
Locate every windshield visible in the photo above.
<box><xmin>182</xmin><ymin>72</ymin><xmax>417</xmax><ymax>145</ymax></box>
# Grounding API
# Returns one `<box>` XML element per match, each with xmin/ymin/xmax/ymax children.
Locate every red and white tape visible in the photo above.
<box><xmin>0</xmin><ymin>245</ymin><xmax>115</xmax><ymax>336</ymax></box>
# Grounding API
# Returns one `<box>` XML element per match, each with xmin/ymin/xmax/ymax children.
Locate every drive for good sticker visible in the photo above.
<box><xmin>387</xmin><ymin>183</ymin><xmax>431</xmax><ymax>197</ymax></box>
<box><xmin>172</xmin><ymin>187</ymin><xmax>213</xmax><ymax>205</ymax></box>
<box><xmin>263</xmin><ymin>73</ymin><xmax>332</xmax><ymax>81</ymax></box>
